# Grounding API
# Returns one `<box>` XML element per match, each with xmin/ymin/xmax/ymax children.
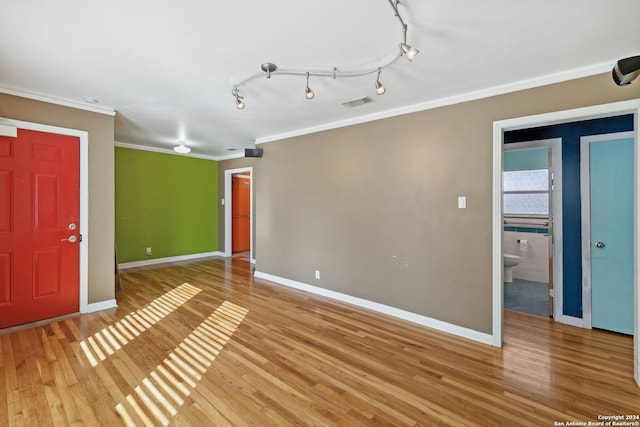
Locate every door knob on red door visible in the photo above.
<box><xmin>62</xmin><ymin>235</ymin><xmax>78</xmax><ymax>243</ymax></box>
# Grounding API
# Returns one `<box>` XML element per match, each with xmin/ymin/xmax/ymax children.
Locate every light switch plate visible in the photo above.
<box><xmin>458</xmin><ymin>196</ymin><xmax>466</xmax><ymax>209</ymax></box>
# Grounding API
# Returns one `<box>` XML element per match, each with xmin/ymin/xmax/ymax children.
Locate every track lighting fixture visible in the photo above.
<box><xmin>305</xmin><ymin>72</ymin><xmax>315</xmax><ymax>100</ymax></box>
<box><xmin>173</xmin><ymin>142</ymin><xmax>191</xmax><ymax>154</ymax></box>
<box><xmin>232</xmin><ymin>87</ymin><xmax>245</xmax><ymax>109</ymax></box>
<box><xmin>375</xmin><ymin>68</ymin><xmax>386</xmax><ymax>95</ymax></box>
<box><xmin>400</xmin><ymin>43</ymin><xmax>419</xmax><ymax>61</ymax></box>
<box><xmin>232</xmin><ymin>0</ymin><xmax>419</xmax><ymax>108</ymax></box>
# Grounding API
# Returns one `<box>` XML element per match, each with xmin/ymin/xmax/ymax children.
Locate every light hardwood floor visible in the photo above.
<box><xmin>1</xmin><ymin>257</ymin><xmax>639</xmax><ymax>426</ymax></box>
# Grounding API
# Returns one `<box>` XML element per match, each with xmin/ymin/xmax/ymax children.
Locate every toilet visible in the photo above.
<box><xmin>503</xmin><ymin>254</ymin><xmax>521</xmax><ymax>283</ymax></box>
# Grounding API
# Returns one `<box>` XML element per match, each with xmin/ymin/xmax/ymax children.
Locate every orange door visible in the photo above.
<box><xmin>0</xmin><ymin>129</ymin><xmax>80</xmax><ymax>328</ymax></box>
<box><xmin>231</xmin><ymin>176</ymin><xmax>250</xmax><ymax>253</ymax></box>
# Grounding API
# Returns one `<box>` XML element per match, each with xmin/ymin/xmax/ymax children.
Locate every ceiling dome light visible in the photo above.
<box><xmin>305</xmin><ymin>72</ymin><xmax>315</xmax><ymax>100</ymax></box>
<box><xmin>400</xmin><ymin>43</ymin><xmax>419</xmax><ymax>61</ymax></box>
<box><xmin>173</xmin><ymin>142</ymin><xmax>191</xmax><ymax>154</ymax></box>
<box><xmin>375</xmin><ymin>68</ymin><xmax>386</xmax><ymax>95</ymax></box>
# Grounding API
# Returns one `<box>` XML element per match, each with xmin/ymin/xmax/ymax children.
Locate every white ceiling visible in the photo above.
<box><xmin>1</xmin><ymin>0</ymin><xmax>639</xmax><ymax>159</ymax></box>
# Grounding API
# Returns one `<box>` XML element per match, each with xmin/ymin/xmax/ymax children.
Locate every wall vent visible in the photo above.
<box><xmin>341</xmin><ymin>96</ymin><xmax>375</xmax><ymax>108</ymax></box>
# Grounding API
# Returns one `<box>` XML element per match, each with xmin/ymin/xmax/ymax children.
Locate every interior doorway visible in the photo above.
<box><xmin>502</xmin><ymin>139</ymin><xmax>562</xmax><ymax>320</ymax></box>
<box><xmin>224</xmin><ymin>167</ymin><xmax>254</xmax><ymax>263</ymax></box>
<box><xmin>231</xmin><ymin>172</ymin><xmax>251</xmax><ymax>258</ymax></box>
<box><xmin>492</xmin><ymin>99</ymin><xmax>640</xmax><ymax>387</ymax></box>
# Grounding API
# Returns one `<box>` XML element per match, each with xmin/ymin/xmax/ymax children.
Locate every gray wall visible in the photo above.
<box><xmin>219</xmin><ymin>73</ymin><xmax>640</xmax><ymax>333</ymax></box>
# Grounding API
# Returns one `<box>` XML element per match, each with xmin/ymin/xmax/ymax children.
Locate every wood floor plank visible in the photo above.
<box><xmin>1</xmin><ymin>335</ymin><xmax>23</xmax><ymax>427</ymax></box>
<box><xmin>1</xmin><ymin>256</ymin><xmax>639</xmax><ymax>426</ymax></box>
<box><xmin>16</xmin><ymin>329</ymin><xmax>55</xmax><ymax>427</ymax></box>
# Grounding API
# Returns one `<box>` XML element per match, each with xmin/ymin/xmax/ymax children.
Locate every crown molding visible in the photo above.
<box><xmin>216</xmin><ymin>151</ymin><xmax>246</xmax><ymax>160</ymax></box>
<box><xmin>114</xmin><ymin>141</ymin><xmax>246</xmax><ymax>161</ymax></box>
<box><xmin>256</xmin><ymin>61</ymin><xmax>614</xmax><ymax>144</ymax></box>
<box><xmin>0</xmin><ymin>86</ymin><xmax>116</xmax><ymax>116</ymax></box>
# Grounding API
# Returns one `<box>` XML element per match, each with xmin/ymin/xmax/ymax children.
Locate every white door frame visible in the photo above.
<box><xmin>580</xmin><ymin>131</ymin><xmax>635</xmax><ymax>330</ymax></box>
<box><xmin>1</xmin><ymin>117</ymin><xmax>90</xmax><ymax>313</ymax></box>
<box><xmin>503</xmin><ymin>138</ymin><xmax>563</xmax><ymax>322</ymax></box>
<box><xmin>492</xmin><ymin>98</ymin><xmax>640</xmax><ymax>387</ymax></box>
<box><xmin>224</xmin><ymin>167</ymin><xmax>254</xmax><ymax>263</ymax></box>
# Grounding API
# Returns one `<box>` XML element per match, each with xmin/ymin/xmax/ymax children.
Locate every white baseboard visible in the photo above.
<box><xmin>559</xmin><ymin>315</ymin><xmax>585</xmax><ymax>328</ymax></box>
<box><xmin>86</xmin><ymin>299</ymin><xmax>118</xmax><ymax>313</ymax></box>
<box><xmin>254</xmin><ymin>271</ymin><xmax>494</xmax><ymax>346</ymax></box>
<box><xmin>118</xmin><ymin>251</ymin><xmax>223</xmax><ymax>269</ymax></box>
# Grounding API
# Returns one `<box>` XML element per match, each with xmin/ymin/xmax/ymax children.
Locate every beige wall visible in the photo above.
<box><xmin>220</xmin><ymin>73</ymin><xmax>639</xmax><ymax>334</ymax></box>
<box><xmin>0</xmin><ymin>93</ymin><xmax>115</xmax><ymax>304</ymax></box>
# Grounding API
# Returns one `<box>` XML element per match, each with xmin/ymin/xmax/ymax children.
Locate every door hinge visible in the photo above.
<box><xmin>79</xmin><ymin>234</ymin><xmax>83</xmax><ymax>242</ymax></box>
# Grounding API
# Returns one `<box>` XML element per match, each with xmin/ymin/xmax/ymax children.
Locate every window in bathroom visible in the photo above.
<box><xmin>503</xmin><ymin>169</ymin><xmax>549</xmax><ymax>215</ymax></box>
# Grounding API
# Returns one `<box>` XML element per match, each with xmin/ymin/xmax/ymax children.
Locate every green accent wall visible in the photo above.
<box><xmin>115</xmin><ymin>147</ymin><xmax>218</xmax><ymax>263</ymax></box>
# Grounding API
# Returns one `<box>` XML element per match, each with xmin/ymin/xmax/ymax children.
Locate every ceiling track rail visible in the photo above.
<box><xmin>231</xmin><ymin>0</ymin><xmax>420</xmax><ymax>109</ymax></box>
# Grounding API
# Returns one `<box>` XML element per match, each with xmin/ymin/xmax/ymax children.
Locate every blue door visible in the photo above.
<box><xmin>589</xmin><ymin>136</ymin><xmax>634</xmax><ymax>335</ymax></box>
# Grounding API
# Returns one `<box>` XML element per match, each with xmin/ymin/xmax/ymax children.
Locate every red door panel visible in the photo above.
<box><xmin>232</xmin><ymin>217</ymin><xmax>250</xmax><ymax>252</ymax></box>
<box><xmin>33</xmin><ymin>247</ymin><xmax>61</xmax><ymax>297</ymax></box>
<box><xmin>0</xmin><ymin>252</ymin><xmax>11</xmax><ymax>304</ymax></box>
<box><xmin>0</xmin><ymin>170</ymin><xmax>11</xmax><ymax>232</ymax></box>
<box><xmin>0</xmin><ymin>129</ymin><xmax>80</xmax><ymax>328</ymax></box>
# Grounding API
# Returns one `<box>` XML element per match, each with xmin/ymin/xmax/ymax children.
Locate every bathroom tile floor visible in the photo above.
<box><xmin>504</xmin><ymin>278</ymin><xmax>550</xmax><ymax>317</ymax></box>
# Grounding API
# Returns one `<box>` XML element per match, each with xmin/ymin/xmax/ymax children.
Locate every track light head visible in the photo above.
<box><xmin>305</xmin><ymin>72</ymin><xmax>315</xmax><ymax>100</ymax></box>
<box><xmin>305</xmin><ymin>87</ymin><xmax>315</xmax><ymax>100</ymax></box>
<box><xmin>400</xmin><ymin>43</ymin><xmax>419</xmax><ymax>61</ymax></box>
<box><xmin>375</xmin><ymin>68</ymin><xmax>386</xmax><ymax>95</ymax></box>
<box><xmin>233</xmin><ymin>88</ymin><xmax>245</xmax><ymax>109</ymax></box>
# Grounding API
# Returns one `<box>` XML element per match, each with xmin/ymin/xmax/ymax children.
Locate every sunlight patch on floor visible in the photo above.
<box><xmin>80</xmin><ymin>283</ymin><xmax>202</xmax><ymax>366</ymax></box>
<box><xmin>116</xmin><ymin>300</ymin><xmax>249</xmax><ymax>427</ymax></box>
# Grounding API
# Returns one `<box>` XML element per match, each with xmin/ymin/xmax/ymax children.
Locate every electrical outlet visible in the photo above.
<box><xmin>315</xmin><ymin>270</ymin><xmax>320</xmax><ymax>280</ymax></box>
<box><xmin>146</xmin><ymin>247</ymin><xmax>152</xmax><ymax>256</ymax></box>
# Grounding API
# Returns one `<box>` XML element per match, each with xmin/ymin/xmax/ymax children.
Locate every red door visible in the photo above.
<box><xmin>0</xmin><ymin>129</ymin><xmax>80</xmax><ymax>328</ymax></box>
<box><xmin>231</xmin><ymin>175</ymin><xmax>250</xmax><ymax>253</ymax></box>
